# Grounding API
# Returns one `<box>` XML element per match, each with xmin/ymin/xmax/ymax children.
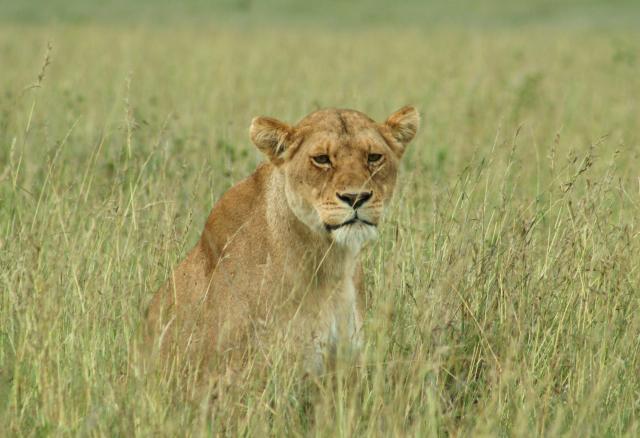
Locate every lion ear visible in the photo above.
<box><xmin>250</xmin><ymin>116</ymin><xmax>294</xmax><ymax>164</ymax></box>
<box><xmin>383</xmin><ymin>106</ymin><xmax>420</xmax><ymax>155</ymax></box>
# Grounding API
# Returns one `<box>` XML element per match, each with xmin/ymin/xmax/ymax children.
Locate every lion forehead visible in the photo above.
<box><xmin>295</xmin><ymin>108</ymin><xmax>376</xmax><ymax>135</ymax></box>
<box><xmin>295</xmin><ymin>128</ymin><xmax>390</xmax><ymax>160</ymax></box>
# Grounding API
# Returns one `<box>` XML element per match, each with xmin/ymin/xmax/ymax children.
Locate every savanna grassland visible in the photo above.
<box><xmin>1</xmin><ymin>1</ymin><xmax>640</xmax><ymax>436</ymax></box>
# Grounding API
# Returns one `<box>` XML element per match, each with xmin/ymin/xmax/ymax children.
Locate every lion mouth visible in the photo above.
<box><xmin>324</xmin><ymin>216</ymin><xmax>376</xmax><ymax>232</ymax></box>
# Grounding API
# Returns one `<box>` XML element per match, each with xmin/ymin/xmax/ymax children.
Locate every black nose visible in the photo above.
<box><xmin>337</xmin><ymin>191</ymin><xmax>372</xmax><ymax>209</ymax></box>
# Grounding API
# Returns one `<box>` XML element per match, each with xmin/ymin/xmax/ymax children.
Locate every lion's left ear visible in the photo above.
<box><xmin>250</xmin><ymin>116</ymin><xmax>294</xmax><ymax>164</ymax></box>
<box><xmin>383</xmin><ymin>106</ymin><xmax>420</xmax><ymax>156</ymax></box>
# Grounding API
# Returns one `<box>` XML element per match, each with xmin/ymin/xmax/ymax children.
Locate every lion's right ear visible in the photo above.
<box><xmin>250</xmin><ymin>116</ymin><xmax>294</xmax><ymax>164</ymax></box>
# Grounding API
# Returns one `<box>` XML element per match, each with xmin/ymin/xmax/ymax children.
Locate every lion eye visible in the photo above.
<box><xmin>312</xmin><ymin>155</ymin><xmax>331</xmax><ymax>165</ymax></box>
<box><xmin>368</xmin><ymin>153</ymin><xmax>383</xmax><ymax>163</ymax></box>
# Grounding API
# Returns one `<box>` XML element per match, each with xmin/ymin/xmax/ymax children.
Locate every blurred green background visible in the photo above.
<box><xmin>1</xmin><ymin>0</ymin><xmax>639</xmax><ymax>28</ymax></box>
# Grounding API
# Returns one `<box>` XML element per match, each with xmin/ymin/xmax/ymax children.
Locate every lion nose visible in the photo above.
<box><xmin>336</xmin><ymin>191</ymin><xmax>372</xmax><ymax>209</ymax></box>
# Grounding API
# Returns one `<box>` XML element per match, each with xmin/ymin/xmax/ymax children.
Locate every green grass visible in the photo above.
<box><xmin>1</xmin><ymin>1</ymin><xmax>640</xmax><ymax>435</ymax></box>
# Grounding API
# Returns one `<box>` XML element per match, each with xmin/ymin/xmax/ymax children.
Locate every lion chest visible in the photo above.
<box><xmin>301</xmin><ymin>275</ymin><xmax>363</xmax><ymax>373</ymax></box>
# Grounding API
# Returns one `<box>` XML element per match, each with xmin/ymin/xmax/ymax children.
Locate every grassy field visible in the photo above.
<box><xmin>1</xmin><ymin>1</ymin><xmax>640</xmax><ymax>436</ymax></box>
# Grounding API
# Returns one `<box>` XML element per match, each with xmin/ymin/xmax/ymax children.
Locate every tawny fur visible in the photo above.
<box><xmin>145</xmin><ymin>106</ymin><xmax>419</xmax><ymax>373</ymax></box>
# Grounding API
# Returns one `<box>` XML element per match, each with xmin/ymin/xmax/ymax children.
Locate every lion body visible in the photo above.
<box><xmin>145</xmin><ymin>106</ymin><xmax>419</xmax><ymax>373</ymax></box>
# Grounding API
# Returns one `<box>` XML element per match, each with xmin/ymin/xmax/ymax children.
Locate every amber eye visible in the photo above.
<box><xmin>368</xmin><ymin>153</ymin><xmax>383</xmax><ymax>163</ymax></box>
<box><xmin>312</xmin><ymin>154</ymin><xmax>331</xmax><ymax>165</ymax></box>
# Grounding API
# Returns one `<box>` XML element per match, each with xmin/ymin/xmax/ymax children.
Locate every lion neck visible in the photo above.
<box><xmin>265</xmin><ymin>166</ymin><xmax>358</xmax><ymax>288</ymax></box>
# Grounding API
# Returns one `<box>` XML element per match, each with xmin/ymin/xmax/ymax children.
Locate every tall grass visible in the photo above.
<box><xmin>1</xmin><ymin>19</ymin><xmax>639</xmax><ymax>436</ymax></box>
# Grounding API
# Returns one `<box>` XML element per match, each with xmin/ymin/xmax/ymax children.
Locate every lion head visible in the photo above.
<box><xmin>250</xmin><ymin>106</ymin><xmax>419</xmax><ymax>252</ymax></box>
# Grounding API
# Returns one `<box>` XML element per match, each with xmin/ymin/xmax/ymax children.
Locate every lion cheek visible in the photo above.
<box><xmin>284</xmin><ymin>181</ymin><xmax>326</xmax><ymax>234</ymax></box>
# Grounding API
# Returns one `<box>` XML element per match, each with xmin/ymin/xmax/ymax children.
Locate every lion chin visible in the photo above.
<box><xmin>144</xmin><ymin>105</ymin><xmax>419</xmax><ymax>376</ymax></box>
<box><xmin>329</xmin><ymin>221</ymin><xmax>379</xmax><ymax>252</ymax></box>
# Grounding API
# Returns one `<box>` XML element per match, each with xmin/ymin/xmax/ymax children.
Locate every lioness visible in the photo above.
<box><xmin>145</xmin><ymin>106</ymin><xmax>419</xmax><ymax>373</ymax></box>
